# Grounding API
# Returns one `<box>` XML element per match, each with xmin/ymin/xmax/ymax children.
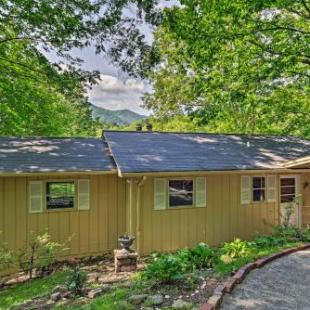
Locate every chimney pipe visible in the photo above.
<box><xmin>135</xmin><ymin>123</ymin><xmax>142</xmax><ymax>131</ymax></box>
<box><xmin>146</xmin><ymin>123</ymin><xmax>153</xmax><ymax>132</ymax></box>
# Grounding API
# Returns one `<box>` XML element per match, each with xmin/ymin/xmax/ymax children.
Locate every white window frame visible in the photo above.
<box><xmin>252</xmin><ymin>176</ymin><xmax>266</xmax><ymax>203</ymax></box>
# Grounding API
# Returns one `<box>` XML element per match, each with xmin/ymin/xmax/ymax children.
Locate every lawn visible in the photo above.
<box><xmin>0</xmin><ymin>271</ymin><xmax>69</xmax><ymax>310</ymax></box>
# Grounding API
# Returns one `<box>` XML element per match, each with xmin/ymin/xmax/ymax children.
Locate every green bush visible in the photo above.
<box><xmin>301</xmin><ymin>228</ymin><xmax>310</xmax><ymax>242</ymax></box>
<box><xmin>143</xmin><ymin>243</ymin><xmax>215</xmax><ymax>284</ymax></box>
<box><xmin>273</xmin><ymin>225</ymin><xmax>302</xmax><ymax>242</ymax></box>
<box><xmin>251</xmin><ymin>235</ymin><xmax>285</xmax><ymax>249</ymax></box>
<box><xmin>219</xmin><ymin>238</ymin><xmax>252</xmax><ymax>264</ymax></box>
<box><xmin>177</xmin><ymin>243</ymin><xmax>215</xmax><ymax>270</ymax></box>
<box><xmin>143</xmin><ymin>253</ymin><xmax>187</xmax><ymax>283</ymax></box>
<box><xmin>67</xmin><ymin>265</ymin><xmax>87</xmax><ymax>296</ymax></box>
<box><xmin>17</xmin><ymin>231</ymin><xmax>65</xmax><ymax>279</ymax></box>
<box><xmin>0</xmin><ymin>237</ymin><xmax>15</xmax><ymax>272</ymax></box>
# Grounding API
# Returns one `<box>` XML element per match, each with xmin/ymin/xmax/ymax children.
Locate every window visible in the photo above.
<box><xmin>252</xmin><ymin>177</ymin><xmax>265</xmax><ymax>202</ymax></box>
<box><xmin>280</xmin><ymin>178</ymin><xmax>296</xmax><ymax>203</ymax></box>
<box><xmin>46</xmin><ymin>182</ymin><xmax>75</xmax><ymax>210</ymax></box>
<box><xmin>169</xmin><ymin>179</ymin><xmax>193</xmax><ymax>207</ymax></box>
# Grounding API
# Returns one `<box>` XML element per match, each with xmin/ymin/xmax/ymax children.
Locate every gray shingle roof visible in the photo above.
<box><xmin>104</xmin><ymin>131</ymin><xmax>310</xmax><ymax>174</ymax></box>
<box><xmin>0</xmin><ymin>137</ymin><xmax>116</xmax><ymax>174</ymax></box>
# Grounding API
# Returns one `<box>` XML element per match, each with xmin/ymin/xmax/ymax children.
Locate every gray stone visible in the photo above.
<box><xmin>52</xmin><ymin>285</ymin><xmax>67</xmax><ymax>293</ymax></box>
<box><xmin>88</xmin><ymin>287</ymin><xmax>103</xmax><ymax>299</ymax></box>
<box><xmin>46</xmin><ymin>300</ymin><xmax>56</xmax><ymax>305</ymax></box>
<box><xmin>147</xmin><ymin>294</ymin><xmax>164</xmax><ymax>306</ymax></box>
<box><xmin>172</xmin><ymin>299</ymin><xmax>192</xmax><ymax>309</ymax></box>
<box><xmin>50</xmin><ymin>292</ymin><xmax>61</xmax><ymax>302</ymax></box>
<box><xmin>128</xmin><ymin>294</ymin><xmax>148</xmax><ymax>305</ymax></box>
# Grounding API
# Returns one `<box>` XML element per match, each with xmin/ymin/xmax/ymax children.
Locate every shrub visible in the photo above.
<box><xmin>143</xmin><ymin>243</ymin><xmax>215</xmax><ymax>284</ymax></box>
<box><xmin>273</xmin><ymin>225</ymin><xmax>302</xmax><ymax>242</ymax></box>
<box><xmin>17</xmin><ymin>231</ymin><xmax>65</xmax><ymax>279</ymax></box>
<box><xmin>301</xmin><ymin>228</ymin><xmax>310</xmax><ymax>242</ymax></box>
<box><xmin>177</xmin><ymin>243</ymin><xmax>215</xmax><ymax>270</ymax></box>
<box><xmin>251</xmin><ymin>235</ymin><xmax>285</xmax><ymax>249</ymax></box>
<box><xmin>0</xmin><ymin>235</ymin><xmax>15</xmax><ymax>272</ymax></box>
<box><xmin>219</xmin><ymin>238</ymin><xmax>252</xmax><ymax>264</ymax></box>
<box><xmin>143</xmin><ymin>253</ymin><xmax>186</xmax><ymax>283</ymax></box>
<box><xmin>67</xmin><ymin>265</ymin><xmax>87</xmax><ymax>296</ymax></box>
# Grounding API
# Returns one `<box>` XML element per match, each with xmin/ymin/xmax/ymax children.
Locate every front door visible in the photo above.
<box><xmin>280</xmin><ymin>175</ymin><xmax>300</xmax><ymax>227</ymax></box>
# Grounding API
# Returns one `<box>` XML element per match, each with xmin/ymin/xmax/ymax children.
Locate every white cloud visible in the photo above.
<box><xmin>88</xmin><ymin>74</ymin><xmax>150</xmax><ymax>115</ymax></box>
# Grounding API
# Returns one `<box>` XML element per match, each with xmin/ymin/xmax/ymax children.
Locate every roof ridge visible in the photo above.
<box><xmin>0</xmin><ymin>136</ymin><xmax>100</xmax><ymax>139</ymax></box>
<box><xmin>103</xmin><ymin>130</ymin><xmax>309</xmax><ymax>140</ymax></box>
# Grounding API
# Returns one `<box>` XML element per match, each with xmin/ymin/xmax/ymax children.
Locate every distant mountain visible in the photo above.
<box><xmin>91</xmin><ymin>105</ymin><xmax>146</xmax><ymax>125</ymax></box>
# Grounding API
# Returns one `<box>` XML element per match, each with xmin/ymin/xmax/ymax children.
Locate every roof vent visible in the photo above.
<box><xmin>246</xmin><ymin>141</ymin><xmax>251</xmax><ymax>147</ymax></box>
<box><xmin>135</xmin><ymin>124</ymin><xmax>142</xmax><ymax>131</ymax></box>
<box><xmin>146</xmin><ymin>123</ymin><xmax>153</xmax><ymax>132</ymax></box>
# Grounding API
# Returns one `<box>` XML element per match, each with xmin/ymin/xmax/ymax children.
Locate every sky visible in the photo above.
<box><xmin>68</xmin><ymin>0</ymin><xmax>177</xmax><ymax>116</ymax></box>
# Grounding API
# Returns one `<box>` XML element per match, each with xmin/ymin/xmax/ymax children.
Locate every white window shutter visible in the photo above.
<box><xmin>78</xmin><ymin>180</ymin><xmax>90</xmax><ymax>210</ymax></box>
<box><xmin>154</xmin><ymin>178</ymin><xmax>167</xmax><ymax>210</ymax></box>
<box><xmin>195</xmin><ymin>177</ymin><xmax>206</xmax><ymax>207</ymax></box>
<box><xmin>267</xmin><ymin>175</ymin><xmax>277</xmax><ymax>202</ymax></box>
<box><xmin>240</xmin><ymin>176</ymin><xmax>251</xmax><ymax>204</ymax></box>
<box><xmin>29</xmin><ymin>181</ymin><xmax>43</xmax><ymax>213</ymax></box>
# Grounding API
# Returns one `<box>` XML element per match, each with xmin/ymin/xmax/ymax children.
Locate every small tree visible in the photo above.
<box><xmin>0</xmin><ymin>233</ymin><xmax>15</xmax><ymax>273</ymax></box>
<box><xmin>282</xmin><ymin>195</ymin><xmax>302</xmax><ymax>229</ymax></box>
<box><xmin>17</xmin><ymin>231</ymin><xmax>66</xmax><ymax>279</ymax></box>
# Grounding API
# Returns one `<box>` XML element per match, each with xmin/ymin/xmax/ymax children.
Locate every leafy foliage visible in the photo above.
<box><xmin>0</xmin><ymin>234</ymin><xmax>15</xmax><ymax>272</ymax></box>
<box><xmin>143</xmin><ymin>243</ymin><xmax>215</xmax><ymax>283</ymax></box>
<box><xmin>17</xmin><ymin>231</ymin><xmax>65</xmax><ymax>279</ymax></box>
<box><xmin>67</xmin><ymin>265</ymin><xmax>87</xmax><ymax>296</ymax></box>
<box><xmin>143</xmin><ymin>253</ymin><xmax>188</xmax><ymax>283</ymax></box>
<box><xmin>0</xmin><ymin>0</ymin><xmax>161</xmax><ymax>136</ymax></box>
<box><xmin>219</xmin><ymin>239</ymin><xmax>253</xmax><ymax>264</ymax></box>
<box><xmin>145</xmin><ymin>0</ymin><xmax>310</xmax><ymax>137</ymax></box>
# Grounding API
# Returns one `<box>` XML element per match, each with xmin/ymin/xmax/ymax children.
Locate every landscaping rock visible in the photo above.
<box><xmin>55</xmin><ymin>299</ymin><xmax>71</xmax><ymax>308</ymax></box>
<box><xmin>88</xmin><ymin>287</ymin><xmax>104</xmax><ymax>299</ymax></box>
<box><xmin>52</xmin><ymin>284</ymin><xmax>67</xmax><ymax>294</ymax></box>
<box><xmin>147</xmin><ymin>294</ymin><xmax>164</xmax><ymax>306</ymax></box>
<box><xmin>50</xmin><ymin>292</ymin><xmax>61</xmax><ymax>302</ymax></box>
<box><xmin>172</xmin><ymin>299</ymin><xmax>192</xmax><ymax>309</ymax></box>
<box><xmin>46</xmin><ymin>300</ymin><xmax>56</xmax><ymax>306</ymax></box>
<box><xmin>87</xmin><ymin>272</ymin><xmax>99</xmax><ymax>283</ymax></box>
<box><xmin>73</xmin><ymin>297</ymin><xmax>88</xmax><ymax>307</ymax></box>
<box><xmin>128</xmin><ymin>294</ymin><xmax>148</xmax><ymax>305</ymax></box>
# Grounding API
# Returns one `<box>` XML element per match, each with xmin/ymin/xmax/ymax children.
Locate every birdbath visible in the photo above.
<box><xmin>118</xmin><ymin>234</ymin><xmax>135</xmax><ymax>252</ymax></box>
<box><xmin>114</xmin><ymin>234</ymin><xmax>138</xmax><ymax>273</ymax></box>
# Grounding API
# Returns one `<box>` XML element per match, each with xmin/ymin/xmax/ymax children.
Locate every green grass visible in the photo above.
<box><xmin>67</xmin><ymin>288</ymin><xmax>134</xmax><ymax>310</ymax></box>
<box><xmin>0</xmin><ymin>270</ymin><xmax>69</xmax><ymax>310</ymax></box>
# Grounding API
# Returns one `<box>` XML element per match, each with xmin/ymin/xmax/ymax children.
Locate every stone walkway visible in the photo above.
<box><xmin>220</xmin><ymin>250</ymin><xmax>310</xmax><ymax>310</ymax></box>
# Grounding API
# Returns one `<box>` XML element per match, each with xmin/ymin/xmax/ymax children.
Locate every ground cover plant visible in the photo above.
<box><xmin>1</xmin><ymin>225</ymin><xmax>310</xmax><ymax>309</ymax></box>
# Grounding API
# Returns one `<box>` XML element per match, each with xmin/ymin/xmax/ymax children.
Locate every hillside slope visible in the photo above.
<box><xmin>91</xmin><ymin>105</ymin><xmax>146</xmax><ymax>125</ymax></box>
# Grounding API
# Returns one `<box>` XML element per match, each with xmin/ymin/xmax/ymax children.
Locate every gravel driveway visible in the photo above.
<box><xmin>220</xmin><ymin>250</ymin><xmax>310</xmax><ymax>310</ymax></box>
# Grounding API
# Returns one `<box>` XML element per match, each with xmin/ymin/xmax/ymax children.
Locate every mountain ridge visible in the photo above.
<box><xmin>91</xmin><ymin>104</ymin><xmax>146</xmax><ymax>125</ymax></box>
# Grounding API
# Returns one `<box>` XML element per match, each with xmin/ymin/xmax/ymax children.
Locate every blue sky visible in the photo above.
<box><xmin>68</xmin><ymin>0</ymin><xmax>177</xmax><ymax>115</ymax></box>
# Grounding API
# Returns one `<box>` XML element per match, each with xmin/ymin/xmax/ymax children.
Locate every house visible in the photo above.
<box><xmin>0</xmin><ymin>131</ymin><xmax>310</xmax><ymax>256</ymax></box>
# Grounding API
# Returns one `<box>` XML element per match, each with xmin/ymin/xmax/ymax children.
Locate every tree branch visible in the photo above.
<box><xmin>301</xmin><ymin>0</ymin><xmax>310</xmax><ymax>16</ymax></box>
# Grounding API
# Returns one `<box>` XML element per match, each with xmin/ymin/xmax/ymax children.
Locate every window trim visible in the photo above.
<box><xmin>167</xmin><ymin>177</ymin><xmax>195</xmax><ymax>209</ymax></box>
<box><xmin>45</xmin><ymin>179</ymin><xmax>77</xmax><ymax>212</ymax></box>
<box><xmin>279</xmin><ymin>175</ymin><xmax>298</xmax><ymax>204</ymax></box>
<box><xmin>252</xmin><ymin>176</ymin><xmax>266</xmax><ymax>203</ymax></box>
